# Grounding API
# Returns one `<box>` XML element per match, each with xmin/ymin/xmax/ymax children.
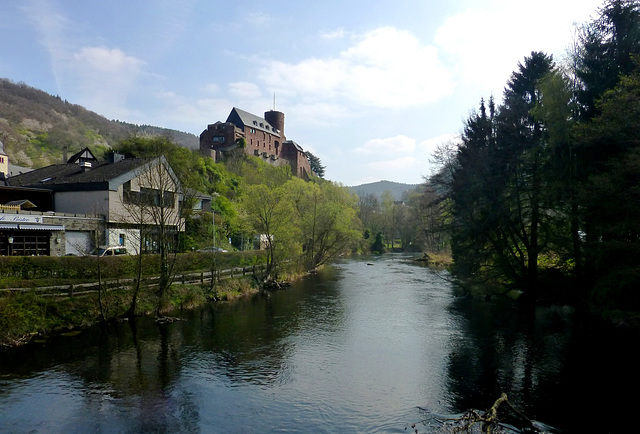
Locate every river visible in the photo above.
<box><xmin>0</xmin><ymin>254</ymin><xmax>637</xmax><ymax>433</ymax></box>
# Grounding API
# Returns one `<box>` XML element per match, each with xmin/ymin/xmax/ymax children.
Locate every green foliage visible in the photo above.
<box><xmin>306</xmin><ymin>151</ymin><xmax>326</xmax><ymax>178</ymax></box>
<box><xmin>371</xmin><ymin>232</ymin><xmax>385</xmax><ymax>254</ymax></box>
<box><xmin>286</xmin><ymin>178</ymin><xmax>361</xmax><ymax>268</ymax></box>
<box><xmin>574</xmin><ymin>0</ymin><xmax>640</xmax><ymax>120</ymax></box>
<box><xmin>421</xmin><ymin>3</ymin><xmax>640</xmax><ymax>312</ymax></box>
<box><xmin>0</xmin><ymin>78</ymin><xmax>198</xmax><ymax>169</ymax></box>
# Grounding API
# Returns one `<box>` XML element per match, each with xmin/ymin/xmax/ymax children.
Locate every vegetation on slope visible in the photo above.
<box><xmin>0</xmin><ymin>78</ymin><xmax>198</xmax><ymax>168</ymax></box>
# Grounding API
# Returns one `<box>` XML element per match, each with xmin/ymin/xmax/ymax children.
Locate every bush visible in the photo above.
<box><xmin>0</xmin><ymin>250</ymin><xmax>268</xmax><ymax>287</ymax></box>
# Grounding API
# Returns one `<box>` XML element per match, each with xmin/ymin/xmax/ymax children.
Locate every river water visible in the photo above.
<box><xmin>0</xmin><ymin>254</ymin><xmax>637</xmax><ymax>433</ymax></box>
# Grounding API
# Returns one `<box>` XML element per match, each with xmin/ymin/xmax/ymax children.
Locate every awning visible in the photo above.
<box><xmin>0</xmin><ymin>224</ymin><xmax>19</xmax><ymax>230</ymax></box>
<box><xmin>18</xmin><ymin>224</ymin><xmax>65</xmax><ymax>231</ymax></box>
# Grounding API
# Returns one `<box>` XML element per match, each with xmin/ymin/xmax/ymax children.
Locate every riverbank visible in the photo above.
<box><xmin>0</xmin><ymin>252</ymin><xmax>314</xmax><ymax>349</ymax></box>
<box><xmin>0</xmin><ymin>275</ymin><xmax>263</xmax><ymax>348</ymax></box>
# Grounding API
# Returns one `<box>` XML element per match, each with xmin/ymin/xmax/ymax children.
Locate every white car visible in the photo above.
<box><xmin>91</xmin><ymin>246</ymin><xmax>129</xmax><ymax>257</ymax></box>
<box><xmin>197</xmin><ymin>246</ymin><xmax>228</xmax><ymax>253</ymax></box>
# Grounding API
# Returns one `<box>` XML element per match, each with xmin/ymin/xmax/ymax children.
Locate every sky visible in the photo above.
<box><xmin>0</xmin><ymin>0</ymin><xmax>605</xmax><ymax>186</ymax></box>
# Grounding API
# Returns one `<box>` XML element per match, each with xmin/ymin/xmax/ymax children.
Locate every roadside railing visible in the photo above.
<box><xmin>0</xmin><ymin>264</ymin><xmax>268</xmax><ymax>298</ymax></box>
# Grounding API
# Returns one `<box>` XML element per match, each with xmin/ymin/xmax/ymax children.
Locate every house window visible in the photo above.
<box><xmin>119</xmin><ymin>233</ymin><xmax>125</xmax><ymax>246</ymax></box>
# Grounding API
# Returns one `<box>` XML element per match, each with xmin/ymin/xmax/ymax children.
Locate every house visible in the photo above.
<box><xmin>181</xmin><ymin>188</ymin><xmax>212</xmax><ymax>213</ymax></box>
<box><xmin>6</xmin><ymin>148</ymin><xmax>183</xmax><ymax>256</ymax></box>
<box><xmin>200</xmin><ymin>107</ymin><xmax>312</xmax><ymax>179</ymax></box>
<box><xmin>0</xmin><ymin>141</ymin><xmax>7</xmax><ymax>176</ymax></box>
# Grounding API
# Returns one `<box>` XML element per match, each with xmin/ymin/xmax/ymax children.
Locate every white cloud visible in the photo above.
<box><xmin>284</xmin><ymin>102</ymin><xmax>353</xmax><ymax>127</ymax></box>
<box><xmin>22</xmin><ymin>0</ymin><xmax>72</xmax><ymax>89</ymax></box>
<box><xmin>354</xmin><ymin>135</ymin><xmax>416</xmax><ymax>155</ymax></box>
<box><xmin>259</xmin><ymin>26</ymin><xmax>455</xmax><ymax>110</ymax></box>
<box><xmin>245</xmin><ymin>11</ymin><xmax>271</xmax><ymax>25</ymax></box>
<box><xmin>435</xmin><ymin>0</ymin><xmax>603</xmax><ymax>95</ymax></box>
<box><xmin>153</xmin><ymin>90</ymin><xmax>232</xmax><ymax>132</ymax></box>
<box><xmin>419</xmin><ymin>133</ymin><xmax>459</xmax><ymax>155</ymax></box>
<box><xmin>203</xmin><ymin>83</ymin><xmax>220</xmax><ymax>93</ymax></box>
<box><xmin>320</xmin><ymin>28</ymin><xmax>345</xmax><ymax>40</ymax></box>
<box><xmin>74</xmin><ymin>47</ymin><xmax>144</xmax><ymax>74</ymax></box>
<box><xmin>367</xmin><ymin>156</ymin><xmax>419</xmax><ymax>171</ymax></box>
<box><xmin>228</xmin><ymin>81</ymin><xmax>263</xmax><ymax>99</ymax></box>
<box><xmin>71</xmin><ymin>46</ymin><xmax>146</xmax><ymax>118</ymax></box>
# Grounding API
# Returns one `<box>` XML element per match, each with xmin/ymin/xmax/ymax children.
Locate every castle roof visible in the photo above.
<box><xmin>283</xmin><ymin>140</ymin><xmax>305</xmax><ymax>153</ymax></box>
<box><xmin>227</xmin><ymin>107</ymin><xmax>282</xmax><ymax>137</ymax></box>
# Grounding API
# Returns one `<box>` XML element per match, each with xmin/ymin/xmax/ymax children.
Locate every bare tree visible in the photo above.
<box><xmin>116</xmin><ymin>155</ymin><xmax>183</xmax><ymax>315</ymax></box>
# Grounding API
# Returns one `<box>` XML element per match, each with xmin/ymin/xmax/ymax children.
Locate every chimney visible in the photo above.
<box><xmin>108</xmin><ymin>152</ymin><xmax>125</xmax><ymax>164</ymax></box>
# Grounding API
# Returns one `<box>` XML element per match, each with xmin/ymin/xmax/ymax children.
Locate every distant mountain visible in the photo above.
<box><xmin>349</xmin><ymin>180</ymin><xmax>420</xmax><ymax>201</ymax></box>
<box><xmin>0</xmin><ymin>78</ymin><xmax>199</xmax><ymax>169</ymax></box>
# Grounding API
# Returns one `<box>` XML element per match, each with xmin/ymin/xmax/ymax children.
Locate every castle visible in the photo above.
<box><xmin>199</xmin><ymin>107</ymin><xmax>312</xmax><ymax>178</ymax></box>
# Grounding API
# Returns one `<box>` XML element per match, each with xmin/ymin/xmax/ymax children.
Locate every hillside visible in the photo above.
<box><xmin>0</xmin><ymin>78</ymin><xmax>198</xmax><ymax>169</ymax></box>
<box><xmin>349</xmin><ymin>180</ymin><xmax>419</xmax><ymax>201</ymax></box>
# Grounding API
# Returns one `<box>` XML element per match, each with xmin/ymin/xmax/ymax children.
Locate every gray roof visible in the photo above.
<box><xmin>227</xmin><ymin>107</ymin><xmax>281</xmax><ymax>137</ymax></box>
<box><xmin>8</xmin><ymin>157</ymin><xmax>157</xmax><ymax>192</ymax></box>
<box><xmin>283</xmin><ymin>140</ymin><xmax>305</xmax><ymax>153</ymax></box>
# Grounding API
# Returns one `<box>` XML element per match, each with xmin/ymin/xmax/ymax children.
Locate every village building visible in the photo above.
<box><xmin>200</xmin><ymin>107</ymin><xmax>312</xmax><ymax>179</ymax></box>
<box><xmin>3</xmin><ymin>148</ymin><xmax>184</xmax><ymax>256</ymax></box>
<box><xmin>0</xmin><ymin>141</ymin><xmax>8</xmax><ymax>176</ymax></box>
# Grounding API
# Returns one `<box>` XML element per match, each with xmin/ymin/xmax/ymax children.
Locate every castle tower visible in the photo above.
<box><xmin>264</xmin><ymin>110</ymin><xmax>285</xmax><ymax>138</ymax></box>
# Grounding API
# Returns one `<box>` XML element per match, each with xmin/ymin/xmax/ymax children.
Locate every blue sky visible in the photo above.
<box><xmin>1</xmin><ymin>0</ymin><xmax>603</xmax><ymax>185</ymax></box>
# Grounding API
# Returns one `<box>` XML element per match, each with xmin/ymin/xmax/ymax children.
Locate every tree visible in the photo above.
<box><xmin>448</xmin><ymin>53</ymin><xmax>556</xmax><ymax>292</ymax></box>
<box><xmin>574</xmin><ymin>0</ymin><xmax>640</xmax><ymax>120</ymax></box>
<box><xmin>533</xmin><ymin>70</ymin><xmax>582</xmax><ymax>275</ymax></box>
<box><xmin>449</xmin><ymin>97</ymin><xmax>498</xmax><ymax>279</ymax></box>
<box><xmin>575</xmin><ymin>69</ymin><xmax>640</xmax><ymax>309</ymax></box>
<box><xmin>287</xmin><ymin>178</ymin><xmax>361</xmax><ymax>269</ymax></box>
<box><xmin>410</xmin><ymin>184</ymin><xmax>450</xmax><ymax>253</ymax></box>
<box><xmin>493</xmin><ymin>52</ymin><xmax>555</xmax><ymax>288</ymax></box>
<box><xmin>115</xmin><ymin>137</ymin><xmax>183</xmax><ymax>314</ymax></box>
<box><xmin>306</xmin><ymin>151</ymin><xmax>326</xmax><ymax>178</ymax></box>
<box><xmin>241</xmin><ymin>183</ymin><xmax>298</xmax><ymax>278</ymax></box>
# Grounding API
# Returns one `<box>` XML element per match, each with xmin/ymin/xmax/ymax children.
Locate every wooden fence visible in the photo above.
<box><xmin>0</xmin><ymin>264</ymin><xmax>268</xmax><ymax>298</ymax></box>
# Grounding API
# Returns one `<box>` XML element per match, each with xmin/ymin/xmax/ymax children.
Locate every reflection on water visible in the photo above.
<box><xmin>0</xmin><ymin>254</ymin><xmax>637</xmax><ymax>433</ymax></box>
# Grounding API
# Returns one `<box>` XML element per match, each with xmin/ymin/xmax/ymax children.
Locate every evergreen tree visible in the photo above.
<box><xmin>306</xmin><ymin>151</ymin><xmax>326</xmax><ymax>178</ymax></box>
<box><xmin>494</xmin><ymin>52</ymin><xmax>554</xmax><ymax>289</ymax></box>
<box><xmin>450</xmin><ymin>98</ymin><xmax>498</xmax><ymax>279</ymax></box>
<box><xmin>575</xmin><ymin>0</ymin><xmax>640</xmax><ymax>120</ymax></box>
<box><xmin>449</xmin><ymin>53</ymin><xmax>555</xmax><ymax>292</ymax></box>
<box><xmin>575</xmin><ymin>69</ymin><xmax>640</xmax><ymax>309</ymax></box>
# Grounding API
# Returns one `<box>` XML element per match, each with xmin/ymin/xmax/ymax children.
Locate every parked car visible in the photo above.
<box><xmin>91</xmin><ymin>246</ymin><xmax>129</xmax><ymax>257</ymax></box>
<box><xmin>197</xmin><ymin>246</ymin><xmax>228</xmax><ymax>253</ymax></box>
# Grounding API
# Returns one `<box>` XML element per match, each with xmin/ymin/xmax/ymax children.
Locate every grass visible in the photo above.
<box><xmin>0</xmin><ymin>272</ymin><xmax>268</xmax><ymax>348</ymax></box>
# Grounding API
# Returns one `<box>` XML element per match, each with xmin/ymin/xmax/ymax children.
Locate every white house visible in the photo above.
<box><xmin>7</xmin><ymin>148</ymin><xmax>183</xmax><ymax>255</ymax></box>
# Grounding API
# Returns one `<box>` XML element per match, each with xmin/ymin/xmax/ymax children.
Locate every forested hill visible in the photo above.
<box><xmin>0</xmin><ymin>78</ymin><xmax>198</xmax><ymax>169</ymax></box>
<box><xmin>349</xmin><ymin>180</ymin><xmax>419</xmax><ymax>201</ymax></box>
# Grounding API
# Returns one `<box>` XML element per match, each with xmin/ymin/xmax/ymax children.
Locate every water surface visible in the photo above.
<box><xmin>0</xmin><ymin>254</ymin><xmax>636</xmax><ymax>433</ymax></box>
